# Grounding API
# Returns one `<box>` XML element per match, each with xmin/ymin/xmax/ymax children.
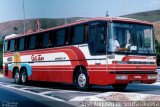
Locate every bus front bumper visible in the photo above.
<box><xmin>110</xmin><ymin>71</ymin><xmax>158</xmax><ymax>84</ymax></box>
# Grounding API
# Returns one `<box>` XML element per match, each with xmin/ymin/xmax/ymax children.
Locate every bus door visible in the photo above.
<box><xmin>89</xmin><ymin>22</ymin><xmax>107</xmax><ymax>82</ymax></box>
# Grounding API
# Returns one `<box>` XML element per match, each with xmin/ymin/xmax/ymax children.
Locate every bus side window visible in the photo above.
<box><xmin>7</xmin><ymin>40</ymin><xmax>11</xmax><ymax>52</ymax></box>
<box><xmin>28</xmin><ymin>35</ymin><xmax>36</xmax><ymax>49</ymax></box>
<box><xmin>84</xmin><ymin>25</ymin><xmax>89</xmax><ymax>42</ymax></box>
<box><xmin>14</xmin><ymin>39</ymin><xmax>18</xmax><ymax>51</ymax></box>
<box><xmin>42</xmin><ymin>32</ymin><xmax>51</xmax><ymax>48</ymax></box>
<box><xmin>9</xmin><ymin>39</ymin><xmax>15</xmax><ymax>52</ymax></box>
<box><xmin>88</xmin><ymin>26</ymin><xmax>96</xmax><ymax>54</ymax></box>
<box><xmin>4</xmin><ymin>41</ymin><xmax>8</xmax><ymax>53</ymax></box>
<box><xmin>18</xmin><ymin>37</ymin><xmax>25</xmax><ymax>51</ymax></box>
<box><xmin>88</xmin><ymin>22</ymin><xmax>107</xmax><ymax>55</ymax></box>
<box><xmin>55</xmin><ymin>29</ymin><xmax>65</xmax><ymax>46</ymax></box>
<box><xmin>69</xmin><ymin>25</ymin><xmax>85</xmax><ymax>45</ymax></box>
<box><xmin>69</xmin><ymin>27</ymin><xmax>74</xmax><ymax>44</ymax></box>
<box><xmin>25</xmin><ymin>37</ymin><xmax>28</xmax><ymax>50</ymax></box>
<box><xmin>95</xmin><ymin>26</ymin><xmax>106</xmax><ymax>53</ymax></box>
<box><xmin>36</xmin><ymin>34</ymin><xmax>42</xmax><ymax>49</ymax></box>
<box><xmin>65</xmin><ymin>28</ymin><xmax>69</xmax><ymax>45</ymax></box>
<box><xmin>73</xmin><ymin>25</ymin><xmax>84</xmax><ymax>44</ymax></box>
<box><xmin>51</xmin><ymin>30</ymin><xmax>56</xmax><ymax>47</ymax></box>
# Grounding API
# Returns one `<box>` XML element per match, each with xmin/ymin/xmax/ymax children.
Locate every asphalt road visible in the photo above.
<box><xmin>0</xmin><ymin>69</ymin><xmax>159</xmax><ymax>107</ymax></box>
<box><xmin>0</xmin><ymin>78</ymin><xmax>75</xmax><ymax>107</ymax></box>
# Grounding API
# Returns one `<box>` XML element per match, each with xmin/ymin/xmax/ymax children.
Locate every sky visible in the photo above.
<box><xmin>0</xmin><ymin>0</ymin><xmax>160</xmax><ymax>23</ymax></box>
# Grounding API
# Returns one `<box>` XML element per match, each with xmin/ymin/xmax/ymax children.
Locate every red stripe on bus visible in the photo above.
<box><xmin>122</xmin><ymin>56</ymin><xmax>148</xmax><ymax>61</ymax></box>
<box><xmin>4</xmin><ymin>46</ymin><xmax>88</xmax><ymax>67</ymax></box>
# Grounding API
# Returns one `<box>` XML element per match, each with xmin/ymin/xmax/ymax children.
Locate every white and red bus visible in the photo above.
<box><xmin>3</xmin><ymin>17</ymin><xmax>157</xmax><ymax>90</ymax></box>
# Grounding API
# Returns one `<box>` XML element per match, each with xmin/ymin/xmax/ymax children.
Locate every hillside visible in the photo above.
<box><xmin>154</xmin><ymin>21</ymin><xmax>160</xmax><ymax>41</ymax></box>
<box><xmin>0</xmin><ymin>9</ymin><xmax>160</xmax><ymax>41</ymax></box>
<box><xmin>0</xmin><ymin>17</ymin><xmax>84</xmax><ymax>40</ymax></box>
<box><xmin>122</xmin><ymin>9</ymin><xmax>160</xmax><ymax>41</ymax></box>
<box><xmin>122</xmin><ymin>9</ymin><xmax>160</xmax><ymax>22</ymax></box>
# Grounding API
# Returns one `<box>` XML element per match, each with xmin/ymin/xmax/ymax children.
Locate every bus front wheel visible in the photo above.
<box><xmin>112</xmin><ymin>84</ymin><xmax>128</xmax><ymax>91</ymax></box>
<box><xmin>74</xmin><ymin>69</ymin><xmax>89</xmax><ymax>90</ymax></box>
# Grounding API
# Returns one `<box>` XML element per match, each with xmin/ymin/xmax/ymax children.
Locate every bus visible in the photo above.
<box><xmin>3</xmin><ymin>17</ymin><xmax>157</xmax><ymax>90</ymax></box>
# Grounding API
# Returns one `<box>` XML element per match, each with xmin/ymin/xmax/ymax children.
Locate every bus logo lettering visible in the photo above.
<box><xmin>31</xmin><ymin>55</ymin><xmax>44</xmax><ymax>61</ymax></box>
<box><xmin>7</xmin><ymin>57</ymin><xmax>13</xmax><ymax>62</ymax></box>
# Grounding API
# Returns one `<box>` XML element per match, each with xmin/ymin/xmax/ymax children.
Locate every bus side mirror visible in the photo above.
<box><xmin>130</xmin><ymin>45</ymin><xmax>137</xmax><ymax>51</ymax></box>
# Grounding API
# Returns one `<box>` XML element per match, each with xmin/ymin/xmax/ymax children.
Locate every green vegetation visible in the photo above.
<box><xmin>0</xmin><ymin>40</ymin><xmax>3</xmax><ymax>73</ymax></box>
<box><xmin>155</xmin><ymin>40</ymin><xmax>160</xmax><ymax>65</ymax></box>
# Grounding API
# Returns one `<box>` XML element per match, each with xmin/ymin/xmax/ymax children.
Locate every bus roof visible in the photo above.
<box><xmin>5</xmin><ymin>17</ymin><xmax>153</xmax><ymax>40</ymax></box>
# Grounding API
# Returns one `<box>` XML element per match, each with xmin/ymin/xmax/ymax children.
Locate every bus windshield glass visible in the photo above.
<box><xmin>108</xmin><ymin>22</ymin><xmax>155</xmax><ymax>54</ymax></box>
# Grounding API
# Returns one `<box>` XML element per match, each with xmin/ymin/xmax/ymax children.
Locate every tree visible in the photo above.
<box><xmin>13</xmin><ymin>27</ymin><xmax>18</xmax><ymax>34</ymax></box>
<box><xmin>155</xmin><ymin>40</ymin><xmax>160</xmax><ymax>66</ymax></box>
<box><xmin>0</xmin><ymin>40</ymin><xmax>3</xmax><ymax>72</ymax></box>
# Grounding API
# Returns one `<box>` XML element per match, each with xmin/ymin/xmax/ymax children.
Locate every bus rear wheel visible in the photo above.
<box><xmin>14</xmin><ymin>69</ymin><xmax>21</xmax><ymax>84</ymax></box>
<box><xmin>112</xmin><ymin>84</ymin><xmax>128</xmax><ymax>91</ymax></box>
<box><xmin>74</xmin><ymin>69</ymin><xmax>89</xmax><ymax>90</ymax></box>
<box><xmin>20</xmin><ymin>68</ymin><xmax>28</xmax><ymax>85</ymax></box>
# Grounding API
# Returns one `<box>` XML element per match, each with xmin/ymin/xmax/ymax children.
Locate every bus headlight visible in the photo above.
<box><xmin>116</xmin><ymin>75</ymin><xmax>128</xmax><ymax>80</ymax></box>
<box><xmin>148</xmin><ymin>75</ymin><xmax>157</xmax><ymax>80</ymax></box>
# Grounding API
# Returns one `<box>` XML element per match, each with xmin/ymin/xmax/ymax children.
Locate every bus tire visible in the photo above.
<box><xmin>20</xmin><ymin>67</ymin><xmax>28</xmax><ymax>85</ymax></box>
<box><xmin>112</xmin><ymin>84</ymin><xmax>128</xmax><ymax>91</ymax></box>
<box><xmin>14</xmin><ymin>68</ymin><xmax>21</xmax><ymax>84</ymax></box>
<box><xmin>74</xmin><ymin>68</ymin><xmax>89</xmax><ymax>90</ymax></box>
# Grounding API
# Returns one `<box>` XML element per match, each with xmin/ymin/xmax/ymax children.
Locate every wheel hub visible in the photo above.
<box><xmin>78</xmin><ymin>73</ymin><xmax>86</xmax><ymax>87</ymax></box>
<box><xmin>15</xmin><ymin>72</ymin><xmax>19</xmax><ymax>82</ymax></box>
<box><xmin>22</xmin><ymin>72</ymin><xmax>26</xmax><ymax>83</ymax></box>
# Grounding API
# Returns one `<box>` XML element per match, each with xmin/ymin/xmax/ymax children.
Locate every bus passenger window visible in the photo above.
<box><xmin>18</xmin><ymin>38</ymin><xmax>25</xmax><ymax>51</ymax></box>
<box><xmin>29</xmin><ymin>35</ymin><xmax>36</xmax><ymax>49</ymax></box>
<box><xmin>65</xmin><ymin>28</ymin><xmax>69</xmax><ymax>45</ymax></box>
<box><xmin>88</xmin><ymin>26</ymin><xmax>96</xmax><ymax>54</ymax></box>
<box><xmin>7</xmin><ymin>40</ymin><xmax>11</xmax><ymax>52</ymax></box>
<box><xmin>36</xmin><ymin>34</ymin><xmax>42</xmax><ymax>48</ymax></box>
<box><xmin>73</xmin><ymin>26</ymin><xmax>84</xmax><ymax>44</ymax></box>
<box><xmin>55</xmin><ymin>29</ymin><xmax>65</xmax><ymax>46</ymax></box>
<box><xmin>84</xmin><ymin>25</ymin><xmax>89</xmax><ymax>42</ymax></box>
<box><xmin>4</xmin><ymin>41</ymin><xmax>8</xmax><ymax>52</ymax></box>
<box><xmin>14</xmin><ymin>39</ymin><xmax>19</xmax><ymax>51</ymax></box>
<box><xmin>9</xmin><ymin>39</ymin><xmax>15</xmax><ymax>51</ymax></box>
<box><xmin>42</xmin><ymin>32</ymin><xmax>51</xmax><ymax>48</ymax></box>
<box><xmin>47</xmin><ymin>40</ymin><xmax>53</xmax><ymax>47</ymax></box>
<box><xmin>51</xmin><ymin>31</ymin><xmax>56</xmax><ymax>47</ymax></box>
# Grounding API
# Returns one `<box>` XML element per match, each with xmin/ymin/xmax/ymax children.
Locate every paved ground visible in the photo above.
<box><xmin>0</xmin><ymin>69</ymin><xmax>159</xmax><ymax>107</ymax></box>
<box><xmin>0</xmin><ymin>75</ymin><xmax>160</xmax><ymax>101</ymax></box>
<box><xmin>0</xmin><ymin>82</ymin><xmax>75</xmax><ymax>107</ymax></box>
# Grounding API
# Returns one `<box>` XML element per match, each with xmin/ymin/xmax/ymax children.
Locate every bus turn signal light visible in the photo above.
<box><xmin>148</xmin><ymin>75</ymin><xmax>157</xmax><ymax>80</ymax></box>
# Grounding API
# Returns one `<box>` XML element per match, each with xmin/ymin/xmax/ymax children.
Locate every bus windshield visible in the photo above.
<box><xmin>108</xmin><ymin>22</ymin><xmax>155</xmax><ymax>54</ymax></box>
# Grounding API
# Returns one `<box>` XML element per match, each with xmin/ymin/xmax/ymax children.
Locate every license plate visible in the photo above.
<box><xmin>132</xmin><ymin>80</ymin><xmax>141</xmax><ymax>84</ymax></box>
<box><xmin>134</xmin><ymin>76</ymin><xmax>141</xmax><ymax>79</ymax></box>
